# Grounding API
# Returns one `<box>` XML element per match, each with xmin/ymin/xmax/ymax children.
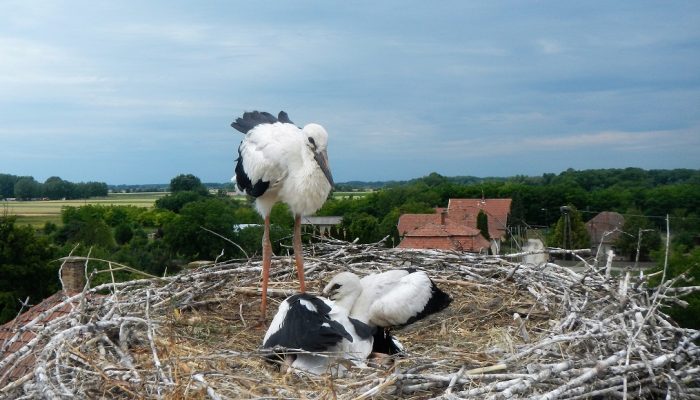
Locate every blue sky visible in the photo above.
<box><xmin>1</xmin><ymin>1</ymin><xmax>698</xmax><ymax>184</ymax></box>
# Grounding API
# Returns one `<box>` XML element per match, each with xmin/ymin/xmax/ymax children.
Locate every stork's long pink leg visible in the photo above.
<box><xmin>260</xmin><ymin>214</ymin><xmax>272</xmax><ymax>321</ymax></box>
<box><xmin>293</xmin><ymin>215</ymin><xmax>306</xmax><ymax>293</ymax></box>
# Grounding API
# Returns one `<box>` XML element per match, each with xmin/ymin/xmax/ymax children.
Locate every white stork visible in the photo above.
<box><xmin>231</xmin><ymin>111</ymin><xmax>333</xmax><ymax>321</ymax></box>
<box><xmin>322</xmin><ymin>268</ymin><xmax>452</xmax><ymax>334</ymax></box>
<box><xmin>261</xmin><ymin>293</ymin><xmax>374</xmax><ymax>376</ymax></box>
<box><xmin>261</xmin><ymin>269</ymin><xmax>450</xmax><ymax>375</ymax></box>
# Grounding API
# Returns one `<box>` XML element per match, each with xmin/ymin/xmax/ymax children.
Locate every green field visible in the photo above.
<box><xmin>1</xmin><ymin>192</ymin><xmax>167</xmax><ymax>228</ymax></box>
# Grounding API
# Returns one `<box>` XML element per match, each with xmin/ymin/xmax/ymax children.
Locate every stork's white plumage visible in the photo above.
<box><xmin>261</xmin><ymin>293</ymin><xmax>374</xmax><ymax>376</ymax></box>
<box><xmin>261</xmin><ymin>269</ymin><xmax>450</xmax><ymax>376</ymax></box>
<box><xmin>322</xmin><ymin>269</ymin><xmax>452</xmax><ymax>330</ymax></box>
<box><xmin>231</xmin><ymin>111</ymin><xmax>333</xmax><ymax>321</ymax></box>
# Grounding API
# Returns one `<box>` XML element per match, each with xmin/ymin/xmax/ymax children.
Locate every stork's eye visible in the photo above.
<box><xmin>330</xmin><ymin>283</ymin><xmax>341</xmax><ymax>291</ymax></box>
<box><xmin>308</xmin><ymin>137</ymin><xmax>316</xmax><ymax>147</ymax></box>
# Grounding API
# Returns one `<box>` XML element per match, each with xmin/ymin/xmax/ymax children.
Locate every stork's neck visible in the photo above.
<box><xmin>334</xmin><ymin>290</ymin><xmax>360</xmax><ymax>313</ymax></box>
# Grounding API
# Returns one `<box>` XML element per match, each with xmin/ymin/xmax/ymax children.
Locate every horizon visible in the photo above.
<box><xmin>1</xmin><ymin>2</ymin><xmax>699</xmax><ymax>184</ymax></box>
<box><xmin>5</xmin><ymin>166</ymin><xmax>693</xmax><ymax>187</ymax></box>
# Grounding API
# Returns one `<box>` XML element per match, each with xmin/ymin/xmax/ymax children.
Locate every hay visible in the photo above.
<box><xmin>1</xmin><ymin>237</ymin><xmax>699</xmax><ymax>399</ymax></box>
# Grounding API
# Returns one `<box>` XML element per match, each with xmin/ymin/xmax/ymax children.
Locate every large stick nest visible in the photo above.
<box><xmin>1</xmin><ymin>238</ymin><xmax>699</xmax><ymax>399</ymax></box>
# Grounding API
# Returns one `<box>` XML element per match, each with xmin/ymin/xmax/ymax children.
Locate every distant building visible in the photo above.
<box><xmin>585</xmin><ymin>211</ymin><xmax>625</xmax><ymax>256</ymax></box>
<box><xmin>301</xmin><ymin>216</ymin><xmax>343</xmax><ymax>237</ymax></box>
<box><xmin>397</xmin><ymin>198</ymin><xmax>512</xmax><ymax>254</ymax></box>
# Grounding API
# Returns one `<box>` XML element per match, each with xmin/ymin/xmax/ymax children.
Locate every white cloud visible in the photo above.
<box><xmin>0</xmin><ymin>37</ymin><xmax>106</xmax><ymax>90</ymax></box>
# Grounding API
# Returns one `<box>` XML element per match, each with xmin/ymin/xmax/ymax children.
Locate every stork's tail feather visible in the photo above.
<box><xmin>404</xmin><ymin>280</ymin><xmax>452</xmax><ymax>326</ymax></box>
<box><xmin>277</xmin><ymin>111</ymin><xmax>294</xmax><ymax>124</ymax></box>
<box><xmin>230</xmin><ymin>110</ymin><xmax>292</xmax><ymax>133</ymax></box>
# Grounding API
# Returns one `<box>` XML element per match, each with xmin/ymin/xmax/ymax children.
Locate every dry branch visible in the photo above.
<box><xmin>1</xmin><ymin>237</ymin><xmax>698</xmax><ymax>399</ymax></box>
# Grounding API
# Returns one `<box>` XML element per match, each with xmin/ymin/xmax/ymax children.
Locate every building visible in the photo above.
<box><xmin>397</xmin><ymin>198</ymin><xmax>512</xmax><ymax>254</ymax></box>
<box><xmin>585</xmin><ymin>211</ymin><xmax>625</xmax><ymax>256</ymax></box>
<box><xmin>301</xmin><ymin>216</ymin><xmax>343</xmax><ymax>237</ymax></box>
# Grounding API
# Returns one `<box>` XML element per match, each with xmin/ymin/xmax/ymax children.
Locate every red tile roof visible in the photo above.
<box><xmin>447</xmin><ymin>198</ymin><xmax>512</xmax><ymax>239</ymax></box>
<box><xmin>0</xmin><ymin>290</ymin><xmax>82</xmax><ymax>386</ymax></box>
<box><xmin>397</xmin><ymin>198</ymin><xmax>512</xmax><ymax>252</ymax></box>
<box><xmin>397</xmin><ymin>213</ymin><xmax>442</xmax><ymax>236</ymax></box>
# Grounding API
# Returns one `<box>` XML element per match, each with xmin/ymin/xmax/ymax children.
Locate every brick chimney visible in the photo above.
<box><xmin>440</xmin><ymin>210</ymin><xmax>448</xmax><ymax>225</ymax></box>
<box><xmin>60</xmin><ymin>257</ymin><xmax>86</xmax><ymax>293</ymax></box>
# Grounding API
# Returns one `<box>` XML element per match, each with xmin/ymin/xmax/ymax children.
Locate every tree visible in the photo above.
<box><xmin>169</xmin><ymin>174</ymin><xmax>208</xmax><ymax>195</ymax></box>
<box><xmin>649</xmin><ymin>245</ymin><xmax>700</xmax><ymax>329</ymax></box>
<box><xmin>114</xmin><ymin>223</ymin><xmax>134</xmax><ymax>245</ymax></box>
<box><xmin>155</xmin><ymin>191</ymin><xmax>204</xmax><ymax>213</ymax></box>
<box><xmin>44</xmin><ymin>176</ymin><xmax>70</xmax><ymax>199</ymax></box>
<box><xmin>477</xmin><ymin>210</ymin><xmax>491</xmax><ymax>241</ymax></box>
<box><xmin>0</xmin><ymin>216</ymin><xmax>58</xmax><ymax>323</ymax></box>
<box><xmin>614</xmin><ymin>208</ymin><xmax>661</xmax><ymax>261</ymax></box>
<box><xmin>162</xmin><ymin>198</ymin><xmax>239</xmax><ymax>259</ymax></box>
<box><xmin>14</xmin><ymin>177</ymin><xmax>42</xmax><ymax>199</ymax></box>
<box><xmin>55</xmin><ymin>205</ymin><xmax>116</xmax><ymax>248</ymax></box>
<box><xmin>549</xmin><ymin>205</ymin><xmax>590</xmax><ymax>250</ymax></box>
<box><xmin>0</xmin><ymin>174</ymin><xmax>19</xmax><ymax>198</ymax></box>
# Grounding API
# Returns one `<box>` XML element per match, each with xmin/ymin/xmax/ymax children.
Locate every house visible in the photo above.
<box><xmin>0</xmin><ymin>259</ymin><xmax>87</xmax><ymax>388</ymax></box>
<box><xmin>585</xmin><ymin>211</ymin><xmax>625</xmax><ymax>256</ymax></box>
<box><xmin>397</xmin><ymin>198</ymin><xmax>512</xmax><ymax>254</ymax></box>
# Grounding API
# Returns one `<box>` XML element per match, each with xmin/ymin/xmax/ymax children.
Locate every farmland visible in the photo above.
<box><xmin>1</xmin><ymin>193</ymin><xmax>167</xmax><ymax>228</ymax></box>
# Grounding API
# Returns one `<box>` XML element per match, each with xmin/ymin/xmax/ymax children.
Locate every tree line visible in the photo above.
<box><xmin>1</xmin><ymin>169</ymin><xmax>699</xmax><ymax>327</ymax></box>
<box><xmin>0</xmin><ymin>173</ymin><xmax>108</xmax><ymax>200</ymax></box>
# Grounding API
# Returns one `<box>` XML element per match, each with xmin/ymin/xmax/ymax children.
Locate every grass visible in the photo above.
<box><xmin>1</xmin><ymin>192</ymin><xmax>167</xmax><ymax>228</ymax></box>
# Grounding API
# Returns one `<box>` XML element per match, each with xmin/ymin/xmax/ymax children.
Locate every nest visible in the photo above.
<box><xmin>1</xmin><ymin>238</ymin><xmax>699</xmax><ymax>399</ymax></box>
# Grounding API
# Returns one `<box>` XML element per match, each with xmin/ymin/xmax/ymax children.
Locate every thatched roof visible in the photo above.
<box><xmin>1</xmin><ymin>238</ymin><xmax>698</xmax><ymax>399</ymax></box>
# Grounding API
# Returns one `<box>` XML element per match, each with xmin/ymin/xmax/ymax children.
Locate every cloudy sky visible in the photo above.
<box><xmin>1</xmin><ymin>1</ymin><xmax>698</xmax><ymax>184</ymax></box>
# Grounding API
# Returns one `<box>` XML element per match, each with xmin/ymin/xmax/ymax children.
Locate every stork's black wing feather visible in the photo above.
<box><xmin>403</xmin><ymin>279</ymin><xmax>452</xmax><ymax>326</ymax></box>
<box><xmin>235</xmin><ymin>146</ymin><xmax>269</xmax><ymax>197</ymax></box>
<box><xmin>230</xmin><ymin>110</ymin><xmax>292</xmax><ymax>134</ymax></box>
<box><xmin>263</xmin><ymin>294</ymin><xmax>352</xmax><ymax>352</ymax></box>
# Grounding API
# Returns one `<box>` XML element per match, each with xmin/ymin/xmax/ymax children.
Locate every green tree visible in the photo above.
<box><xmin>0</xmin><ymin>216</ymin><xmax>58</xmax><ymax>323</ymax></box>
<box><xmin>343</xmin><ymin>212</ymin><xmax>383</xmax><ymax>244</ymax></box>
<box><xmin>162</xmin><ymin>197</ymin><xmax>240</xmax><ymax>259</ymax></box>
<box><xmin>169</xmin><ymin>174</ymin><xmax>208</xmax><ymax>195</ymax></box>
<box><xmin>55</xmin><ymin>205</ymin><xmax>116</xmax><ymax>248</ymax></box>
<box><xmin>477</xmin><ymin>210</ymin><xmax>491</xmax><ymax>241</ymax></box>
<box><xmin>0</xmin><ymin>174</ymin><xmax>19</xmax><ymax>198</ymax></box>
<box><xmin>549</xmin><ymin>205</ymin><xmax>590</xmax><ymax>249</ymax></box>
<box><xmin>14</xmin><ymin>177</ymin><xmax>42</xmax><ymax>199</ymax></box>
<box><xmin>155</xmin><ymin>191</ymin><xmax>204</xmax><ymax>213</ymax></box>
<box><xmin>114</xmin><ymin>223</ymin><xmax>134</xmax><ymax>245</ymax></box>
<box><xmin>43</xmin><ymin>176</ymin><xmax>70</xmax><ymax>200</ymax></box>
<box><xmin>649</xmin><ymin>245</ymin><xmax>700</xmax><ymax>329</ymax></box>
<box><xmin>614</xmin><ymin>208</ymin><xmax>661</xmax><ymax>261</ymax></box>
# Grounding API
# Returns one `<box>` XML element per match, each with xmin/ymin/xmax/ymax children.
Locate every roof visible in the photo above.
<box><xmin>397</xmin><ymin>213</ymin><xmax>442</xmax><ymax>235</ymax></box>
<box><xmin>585</xmin><ymin>211</ymin><xmax>625</xmax><ymax>245</ymax></box>
<box><xmin>447</xmin><ymin>198</ymin><xmax>512</xmax><ymax>240</ymax></box>
<box><xmin>0</xmin><ymin>290</ymin><xmax>82</xmax><ymax>386</ymax></box>
<box><xmin>397</xmin><ymin>198</ymin><xmax>512</xmax><ymax>253</ymax></box>
<box><xmin>301</xmin><ymin>216</ymin><xmax>343</xmax><ymax>225</ymax></box>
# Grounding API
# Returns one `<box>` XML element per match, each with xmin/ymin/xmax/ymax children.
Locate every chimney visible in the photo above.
<box><xmin>440</xmin><ymin>210</ymin><xmax>448</xmax><ymax>225</ymax></box>
<box><xmin>60</xmin><ymin>257</ymin><xmax>86</xmax><ymax>293</ymax></box>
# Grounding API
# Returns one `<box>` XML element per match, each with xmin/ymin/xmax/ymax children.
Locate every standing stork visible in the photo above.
<box><xmin>231</xmin><ymin>111</ymin><xmax>333</xmax><ymax>321</ymax></box>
